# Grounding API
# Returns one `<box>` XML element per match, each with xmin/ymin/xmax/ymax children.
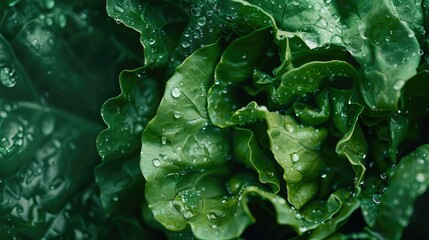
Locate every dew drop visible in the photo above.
<box><xmin>43</xmin><ymin>0</ymin><xmax>55</xmax><ymax>9</ymax></box>
<box><xmin>161</xmin><ymin>136</ymin><xmax>167</xmax><ymax>145</ymax></box>
<box><xmin>114</xmin><ymin>5</ymin><xmax>124</xmax><ymax>13</ymax></box>
<box><xmin>152</xmin><ymin>158</ymin><xmax>161</xmax><ymax>167</ymax></box>
<box><xmin>182</xmin><ymin>210</ymin><xmax>195</xmax><ymax>219</ymax></box>
<box><xmin>50</xmin><ymin>178</ymin><xmax>63</xmax><ymax>190</ymax></box>
<box><xmin>284</xmin><ymin>123</ymin><xmax>295</xmax><ymax>133</ymax></box>
<box><xmin>112</xmin><ymin>195</ymin><xmax>119</xmax><ymax>202</ymax></box>
<box><xmin>191</xmin><ymin>6</ymin><xmax>201</xmax><ymax>16</ymax></box>
<box><xmin>41</xmin><ymin>115</ymin><xmax>55</xmax><ymax>135</ymax></box>
<box><xmin>330</xmin><ymin>35</ymin><xmax>342</xmax><ymax>44</ymax></box>
<box><xmin>45</xmin><ymin>17</ymin><xmax>54</xmax><ymax>26</ymax></box>
<box><xmin>393</xmin><ymin>80</ymin><xmax>405</xmax><ymax>90</ymax></box>
<box><xmin>197</xmin><ymin>16</ymin><xmax>206</xmax><ymax>26</ymax></box>
<box><xmin>207</xmin><ymin>212</ymin><xmax>218</xmax><ymax>220</ymax></box>
<box><xmin>416</xmin><ymin>173</ymin><xmax>426</xmax><ymax>183</ymax></box>
<box><xmin>148</xmin><ymin>38</ymin><xmax>155</xmax><ymax>45</ymax></box>
<box><xmin>58</xmin><ymin>14</ymin><xmax>67</xmax><ymax>28</ymax></box>
<box><xmin>0</xmin><ymin>66</ymin><xmax>18</xmax><ymax>88</ymax></box>
<box><xmin>372</xmin><ymin>193</ymin><xmax>381</xmax><ymax>204</ymax></box>
<box><xmin>15</xmin><ymin>139</ymin><xmax>23</xmax><ymax>146</ymax></box>
<box><xmin>181</xmin><ymin>40</ymin><xmax>190</xmax><ymax>48</ymax></box>
<box><xmin>291</xmin><ymin>153</ymin><xmax>300</xmax><ymax>162</ymax></box>
<box><xmin>69</xmin><ymin>142</ymin><xmax>76</xmax><ymax>150</ymax></box>
<box><xmin>173</xmin><ymin>111</ymin><xmax>181</xmax><ymax>119</ymax></box>
<box><xmin>171</xmin><ymin>87</ymin><xmax>181</xmax><ymax>98</ymax></box>
<box><xmin>53</xmin><ymin>139</ymin><xmax>61</xmax><ymax>148</ymax></box>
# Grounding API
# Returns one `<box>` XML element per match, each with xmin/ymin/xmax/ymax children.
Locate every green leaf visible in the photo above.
<box><xmin>0</xmin><ymin>0</ymin><xmax>144</xmax><ymax>238</ymax></box>
<box><xmin>272</xmin><ymin>61</ymin><xmax>358</xmax><ymax>106</ymax></box>
<box><xmin>332</xmin><ymin>89</ymin><xmax>366</xmax><ymax>188</ymax></box>
<box><xmin>265</xmin><ymin>112</ymin><xmax>327</xmax><ymax>209</ymax></box>
<box><xmin>373</xmin><ymin>144</ymin><xmax>429</xmax><ymax>240</ymax></box>
<box><xmin>96</xmin><ymin>68</ymin><xmax>161</xmax><ymax>215</ymax></box>
<box><xmin>106</xmin><ymin>0</ymin><xmax>187</xmax><ymax>68</ymax></box>
<box><xmin>244</xmin><ymin>0</ymin><xmax>345</xmax><ymax>48</ymax></box>
<box><xmin>293</xmin><ymin>89</ymin><xmax>331</xmax><ymax>126</ymax></box>
<box><xmin>208</xmin><ymin>28</ymin><xmax>274</xmax><ymax>127</ymax></box>
<box><xmin>233</xmin><ymin>127</ymin><xmax>280</xmax><ymax>193</ymax></box>
<box><xmin>342</xmin><ymin>0</ymin><xmax>421</xmax><ymax>110</ymax></box>
<box><xmin>141</xmin><ymin>43</ymin><xmax>248</xmax><ymax>238</ymax></box>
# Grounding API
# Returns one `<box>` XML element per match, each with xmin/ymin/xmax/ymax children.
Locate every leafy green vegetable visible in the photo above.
<box><xmin>0</xmin><ymin>0</ymin><xmax>145</xmax><ymax>238</ymax></box>
<box><xmin>2</xmin><ymin>0</ymin><xmax>429</xmax><ymax>239</ymax></box>
<box><xmin>97</xmin><ymin>0</ymin><xmax>429</xmax><ymax>239</ymax></box>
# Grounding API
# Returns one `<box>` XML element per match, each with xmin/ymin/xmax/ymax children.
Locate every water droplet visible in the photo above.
<box><xmin>330</xmin><ymin>35</ymin><xmax>342</xmax><ymax>44</ymax></box>
<box><xmin>0</xmin><ymin>111</ymin><xmax>7</xmax><ymax>118</ymax></box>
<box><xmin>284</xmin><ymin>123</ymin><xmax>294</xmax><ymax>132</ymax></box>
<box><xmin>181</xmin><ymin>41</ymin><xmax>190</xmax><ymax>48</ymax></box>
<box><xmin>197</xmin><ymin>16</ymin><xmax>206</xmax><ymax>26</ymax></box>
<box><xmin>173</xmin><ymin>189</ymin><xmax>202</xmax><ymax>220</ymax></box>
<box><xmin>161</xmin><ymin>136</ymin><xmax>167</xmax><ymax>145</ymax></box>
<box><xmin>68</xmin><ymin>142</ymin><xmax>76</xmax><ymax>150</ymax></box>
<box><xmin>182</xmin><ymin>210</ymin><xmax>195</xmax><ymax>219</ymax></box>
<box><xmin>173</xmin><ymin>111</ymin><xmax>181</xmax><ymax>119</ymax></box>
<box><xmin>112</xmin><ymin>195</ymin><xmax>119</xmax><ymax>201</ymax></box>
<box><xmin>393</xmin><ymin>80</ymin><xmax>405</xmax><ymax>90</ymax></box>
<box><xmin>53</xmin><ymin>139</ymin><xmax>61</xmax><ymax>148</ymax></box>
<box><xmin>207</xmin><ymin>212</ymin><xmax>219</xmax><ymax>220</ymax></box>
<box><xmin>0</xmin><ymin>66</ymin><xmax>18</xmax><ymax>88</ymax></box>
<box><xmin>58</xmin><ymin>14</ymin><xmax>67</xmax><ymax>28</ymax></box>
<box><xmin>148</xmin><ymin>38</ymin><xmax>155</xmax><ymax>45</ymax></box>
<box><xmin>114</xmin><ymin>5</ymin><xmax>124</xmax><ymax>13</ymax></box>
<box><xmin>50</xmin><ymin>178</ymin><xmax>63</xmax><ymax>190</ymax></box>
<box><xmin>43</xmin><ymin>0</ymin><xmax>55</xmax><ymax>9</ymax></box>
<box><xmin>372</xmin><ymin>193</ymin><xmax>381</xmax><ymax>204</ymax></box>
<box><xmin>15</xmin><ymin>139</ymin><xmax>23</xmax><ymax>146</ymax></box>
<box><xmin>171</xmin><ymin>87</ymin><xmax>181</xmax><ymax>98</ymax></box>
<box><xmin>45</xmin><ymin>17</ymin><xmax>54</xmax><ymax>26</ymax></box>
<box><xmin>191</xmin><ymin>6</ymin><xmax>201</xmax><ymax>16</ymax></box>
<box><xmin>380</xmin><ymin>172</ymin><xmax>387</xmax><ymax>179</ymax></box>
<box><xmin>152</xmin><ymin>158</ymin><xmax>161</xmax><ymax>167</ymax></box>
<box><xmin>418</xmin><ymin>49</ymin><xmax>424</xmax><ymax>56</ymax></box>
<box><xmin>416</xmin><ymin>173</ymin><xmax>426</xmax><ymax>183</ymax></box>
<box><xmin>291</xmin><ymin>153</ymin><xmax>300</xmax><ymax>162</ymax></box>
<box><xmin>41</xmin><ymin>115</ymin><xmax>55</xmax><ymax>135</ymax></box>
<box><xmin>137</xmin><ymin>71</ymin><xmax>147</xmax><ymax>78</ymax></box>
<box><xmin>7</xmin><ymin>0</ymin><xmax>20</xmax><ymax>7</ymax></box>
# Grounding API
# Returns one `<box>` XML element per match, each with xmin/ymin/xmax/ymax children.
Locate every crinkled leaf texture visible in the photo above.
<box><xmin>139</xmin><ymin>39</ymin><xmax>364</xmax><ymax>239</ymax></box>
<box><xmin>0</xmin><ymin>0</ymin><xmax>143</xmax><ymax>238</ymax></box>
<box><xmin>97</xmin><ymin>0</ymin><xmax>429</xmax><ymax>239</ymax></box>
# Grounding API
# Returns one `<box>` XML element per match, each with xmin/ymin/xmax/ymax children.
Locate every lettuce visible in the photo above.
<box><xmin>1</xmin><ymin>0</ymin><xmax>429</xmax><ymax>239</ymax></box>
